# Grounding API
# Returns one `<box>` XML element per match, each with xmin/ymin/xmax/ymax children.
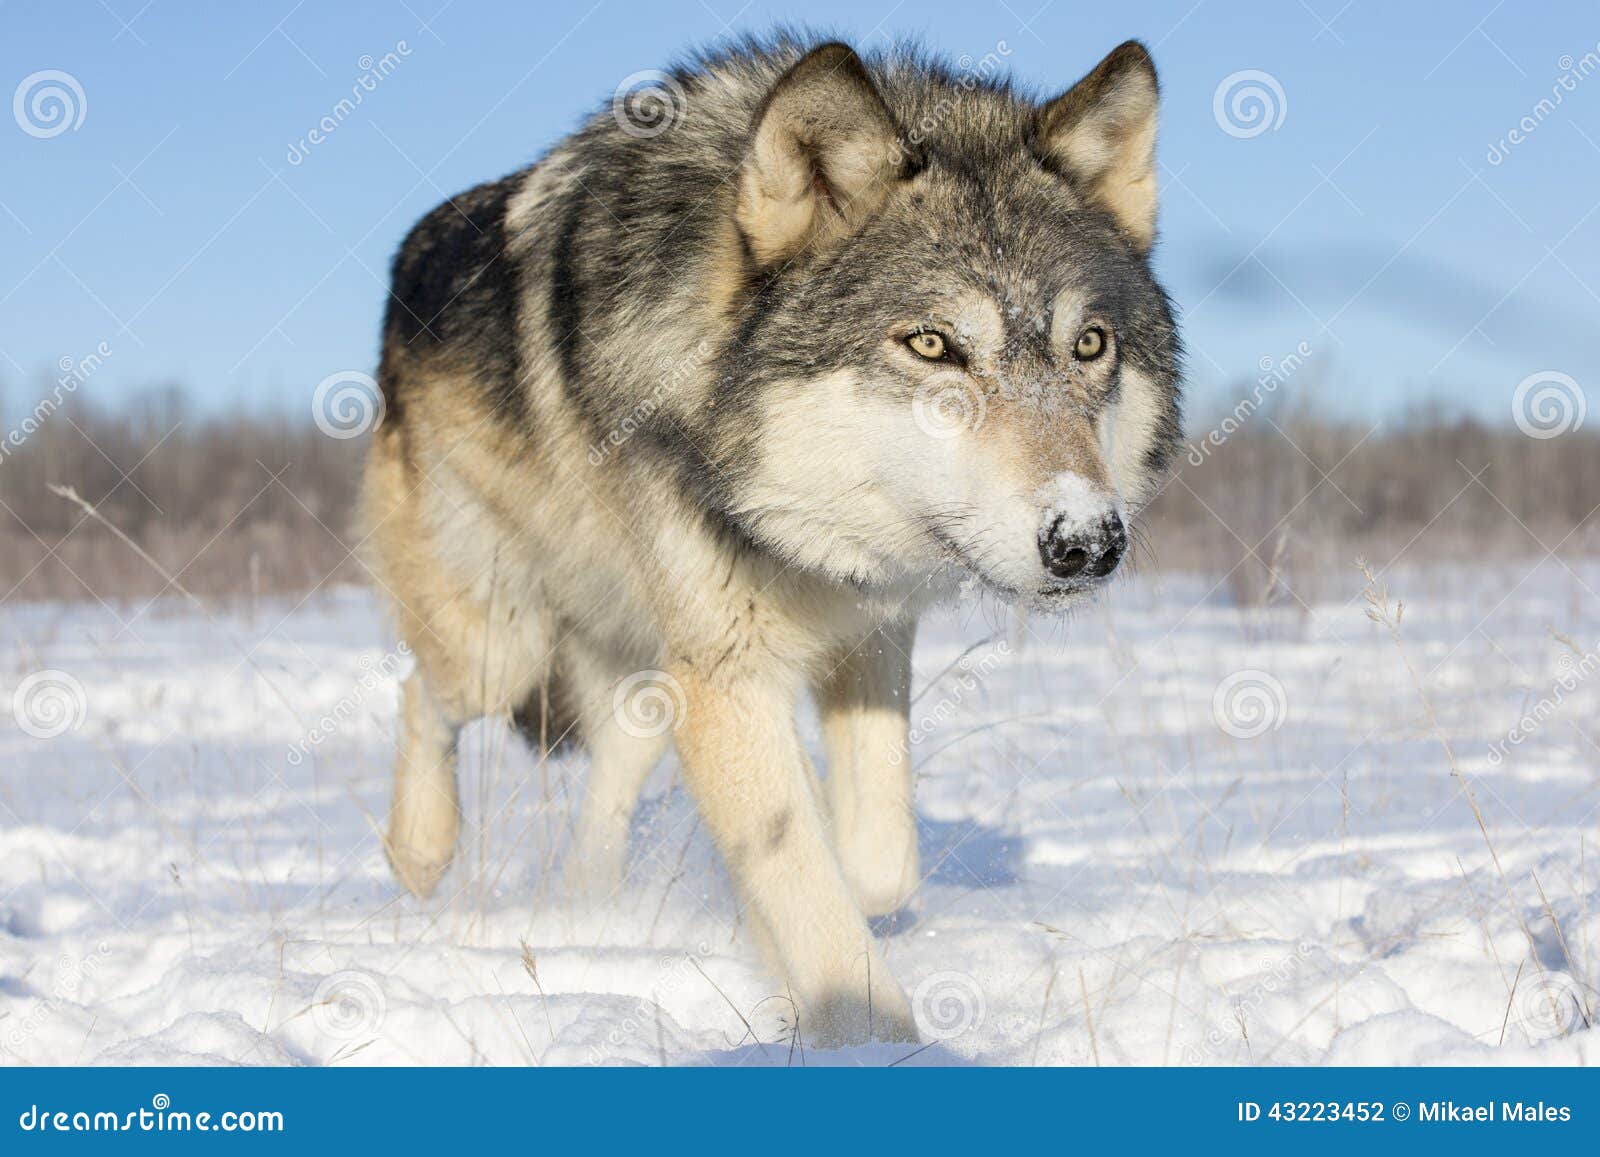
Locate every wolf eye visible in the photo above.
<box><xmin>1075</xmin><ymin>326</ymin><xmax>1107</xmax><ymax>361</ymax></box>
<box><xmin>906</xmin><ymin>331</ymin><xmax>948</xmax><ymax>360</ymax></box>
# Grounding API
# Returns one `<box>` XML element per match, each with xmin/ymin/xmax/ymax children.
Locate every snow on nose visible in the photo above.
<box><xmin>1036</xmin><ymin>473</ymin><xmax>1125</xmax><ymax>583</ymax></box>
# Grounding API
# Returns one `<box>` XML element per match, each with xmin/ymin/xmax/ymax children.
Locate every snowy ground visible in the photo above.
<box><xmin>3</xmin><ymin>559</ymin><xmax>1600</xmax><ymax>1067</ymax></box>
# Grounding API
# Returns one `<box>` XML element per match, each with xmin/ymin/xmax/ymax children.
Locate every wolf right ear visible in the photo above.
<box><xmin>1036</xmin><ymin>41</ymin><xmax>1160</xmax><ymax>252</ymax></box>
<box><xmin>736</xmin><ymin>43</ymin><xmax>904</xmax><ymax>265</ymax></box>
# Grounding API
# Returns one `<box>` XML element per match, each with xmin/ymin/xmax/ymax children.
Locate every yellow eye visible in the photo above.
<box><xmin>1075</xmin><ymin>326</ymin><xmax>1107</xmax><ymax>361</ymax></box>
<box><xmin>906</xmin><ymin>331</ymin><xmax>948</xmax><ymax>360</ymax></box>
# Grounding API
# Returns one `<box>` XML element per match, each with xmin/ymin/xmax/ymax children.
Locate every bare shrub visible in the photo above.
<box><xmin>2</xmin><ymin>380</ymin><xmax>1595</xmax><ymax>606</ymax></box>
<box><xmin>1143</xmin><ymin>392</ymin><xmax>1600</xmax><ymax>604</ymax></box>
<box><xmin>0</xmin><ymin>385</ymin><xmax>364</xmax><ymax>604</ymax></box>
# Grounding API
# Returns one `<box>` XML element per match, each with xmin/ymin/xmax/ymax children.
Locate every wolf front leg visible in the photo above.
<box><xmin>814</xmin><ymin>619</ymin><xmax>919</xmax><ymax>917</ymax></box>
<box><xmin>672</xmin><ymin>667</ymin><xmax>917</xmax><ymax>1047</ymax></box>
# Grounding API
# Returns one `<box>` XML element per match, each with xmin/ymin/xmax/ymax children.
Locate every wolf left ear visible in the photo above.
<box><xmin>1036</xmin><ymin>41</ymin><xmax>1160</xmax><ymax>252</ymax></box>
<box><xmin>736</xmin><ymin>43</ymin><xmax>904</xmax><ymax>265</ymax></box>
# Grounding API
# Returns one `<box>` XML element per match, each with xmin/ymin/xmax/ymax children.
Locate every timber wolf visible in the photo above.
<box><xmin>362</xmin><ymin>33</ymin><xmax>1181</xmax><ymax>1047</ymax></box>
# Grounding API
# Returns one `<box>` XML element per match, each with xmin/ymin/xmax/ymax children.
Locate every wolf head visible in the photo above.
<box><xmin>717</xmin><ymin>41</ymin><xmax>1181</xmax><ymax>609</ymax></box>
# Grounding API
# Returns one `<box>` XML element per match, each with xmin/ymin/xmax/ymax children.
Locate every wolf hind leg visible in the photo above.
<box><xmin>561</xmin><ymin>645</ymin><xmax>672</xmax><ymax>899</ymax></box>
<box><xmin>380</xmin><ymin>569</ymin><xmax>551</xmax><ymax>900</ymax></box>
<box><xmin>386</xmin><ymin>673</ymin><xmax>462</xmax><ymax>898</ymax></box>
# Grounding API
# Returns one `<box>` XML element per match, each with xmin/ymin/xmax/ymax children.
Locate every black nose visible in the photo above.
<box><xmin>1040</xmin><ymin>511</ymin><xmax>1126</xmax><ymax>582</ymax></box>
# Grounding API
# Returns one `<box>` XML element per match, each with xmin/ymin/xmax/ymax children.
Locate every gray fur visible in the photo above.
<box><xmin>365</xmin><ymin>32</ymin><xmax>1183</xmax><ymax>1048</ymax></box>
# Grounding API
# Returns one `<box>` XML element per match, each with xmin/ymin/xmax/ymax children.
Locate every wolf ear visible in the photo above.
<box><xmin>736</xmin><ymin>43</ymin><xmax>903</xmax><ymax>265</ymax></box>
<box><xmin>1036</xmin><ymin>41</ymin><xmax>1160</xmax><ymax>252</ymax></box>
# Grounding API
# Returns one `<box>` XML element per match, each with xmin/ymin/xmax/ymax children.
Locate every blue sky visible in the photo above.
<box><xmin>2</xmin><ymin>0</ymin><xmax>1597</xmax><ymax>425</ymax></box>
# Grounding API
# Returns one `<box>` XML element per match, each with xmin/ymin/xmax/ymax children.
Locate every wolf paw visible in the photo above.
<box><xmin>836</xmin><ymin>835</ymin><xmax>919</xmax><ymax>918</ymax></box>
<box><xmin>561</xmin><ymin>855</ymin><xmax>625</xmax><ymax>903</ymax></box>
<box><xmin>385</xmin><ymin>834</ymin><xmax>454</xmax><ymax>898</ymax></box>
<box><xmin>804</xmin><ymin>990</ymin><xmax>920</xmax><ymax>1049</ymax></box>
